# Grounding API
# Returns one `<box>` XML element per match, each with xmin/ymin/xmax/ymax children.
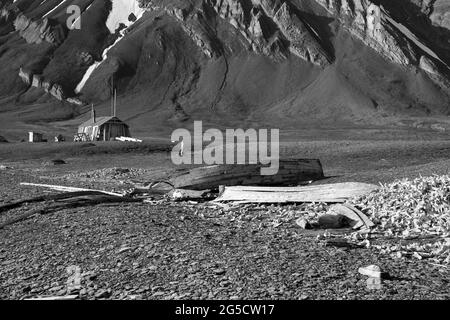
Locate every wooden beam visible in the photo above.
<box><xmin>20</xmin><ymin>183</ymin><xmax>124</xmax><ymax>197</ymax></box>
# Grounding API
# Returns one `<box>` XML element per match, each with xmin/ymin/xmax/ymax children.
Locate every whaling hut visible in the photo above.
<box><xmin>78</xmin><ymin>109</ymin><xmax>131</xmax><ymax>142</ymax></box>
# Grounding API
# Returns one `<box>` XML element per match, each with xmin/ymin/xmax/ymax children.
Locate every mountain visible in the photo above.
<box><xmin>0</xmin><ymin>0</ymin><xmax>449</xmax><ymax>139</ymax></box>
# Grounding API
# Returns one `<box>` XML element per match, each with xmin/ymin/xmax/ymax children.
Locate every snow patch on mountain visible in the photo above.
<box><xmin>75</xmin><ymin>1</ymin><xmax>146</xmax><ymax>93</ymax></box>
<box><xmin>106</xmin><ymin>0</ymin><xmax>145</xmax><ymax>33</ymax></box>
<box><xmin>43</xmin><ymin>0</ymin><xmax>66</xmax><ymax>18</ymax></box>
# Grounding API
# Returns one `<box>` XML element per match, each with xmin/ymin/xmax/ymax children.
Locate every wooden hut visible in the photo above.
<box><xmin>28</xmin><ymin>132</ymin><xmax>44</xmax><ymax>143</ymax></box>
<box><xmin>78</xmin><ymin>109</ymin><xmax>131</xmax><ymax>142</ymax></box>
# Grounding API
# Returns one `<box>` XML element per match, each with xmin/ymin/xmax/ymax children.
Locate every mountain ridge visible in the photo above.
<box><xmin>0</xmin><ymin>0</ymin><xmax>449</xmax><ymax>140</ymax></box>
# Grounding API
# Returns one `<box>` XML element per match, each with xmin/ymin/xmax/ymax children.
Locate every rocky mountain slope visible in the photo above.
<box><xmin>0</xmin><ymin>0</ymin><xmax>450</xmax><ymax>139</ymax></box>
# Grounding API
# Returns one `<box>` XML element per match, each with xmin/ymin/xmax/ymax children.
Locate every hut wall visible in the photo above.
<box><xmin>103</xmin><ymin>123</ymin><xmax>130</xmax><ymax>141</ymax></box>
<box><xmin>79</xmin><ymin>126</ymin><xmax>93</xmax><ymax>141</ymax></box>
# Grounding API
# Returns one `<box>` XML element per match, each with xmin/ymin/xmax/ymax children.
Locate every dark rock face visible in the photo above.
<box><xmin>77</xmin><ymin>52</ymin><xmax>95</xmax><ymax>67</ymax></box>
<box><xmin>18</xmin><ymin>68</ymin><xmax>70</xmax><ymax>102</ymax></box>
<box><xmin>14</xmin><ymin>13</ymin><xmax>67</xmax><ymax>45</ymax></box>
<box><xmin>0</xmin><ymin>0</ymin><xmax>449</xmax><ymax>133</ymax></box>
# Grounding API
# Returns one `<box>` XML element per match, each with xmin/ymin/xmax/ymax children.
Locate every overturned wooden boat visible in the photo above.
<box><xmin>169</xmin><ymin>159</ymin><xmax>324</xmax><ymax>190</ymax></box>
<box><xmin>214</xmin><ymin>183</ymin><xmax>379</xmax><ymax>204</ymax></box>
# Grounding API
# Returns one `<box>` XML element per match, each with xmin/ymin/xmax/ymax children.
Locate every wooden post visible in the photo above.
<box><xmin>113</xmin><ymin>89</ymin><xmax>117</xmax><ymax>117</ymax></box>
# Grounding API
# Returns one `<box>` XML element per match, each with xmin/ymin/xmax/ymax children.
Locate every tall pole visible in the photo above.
<box><xmin>111</xmin><ymin>77</ymin><xmax>114</xmax><ymax>117</ymax></box>
<box><xmin>114</xmin><ymin>89</ymin><xmax>117</xmax><ymax>117</ymax></box>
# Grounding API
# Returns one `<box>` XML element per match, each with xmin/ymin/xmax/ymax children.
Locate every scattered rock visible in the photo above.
<box><xmin>295</xmin><ymin>218</ymin><xmax>311</xmax><ymax>230</ymax></box>
<box><xmin>22</xmin><ymin>285</ymin><xmax>31</xmax><ymax>293</ymax></box>
<box><xmin>94</xmin><ymin>289</ymin><xmax>111</xmax><ymax>299</ymax></box>
<box><xmin>358</xmin><ymin>265</ymin><xmax>383</xmax><ymax>279</ymax></box>
<box><xmin>66</xmin><ymin>265</ymin><xmax>82</xmax><ymax>293</ymax></box>
<box><xmin>52</xmin><ymin>159</ymin><xmax>66</xmax><ymax>165</ymax></box>
<box><xmin>82</xmin><ymin>271</ymin><xmax>97</xmax><ymax>281</ymax></box>
<box><xmin>118</xmin><ymin>246</ymin><xmax>132</xmax><ymax>254</ymax></box>
<box><xmin>128</xmin><ymin>13</ymin><xmax>137</xmax><ymax>22</ymax></box>
<box><xmin>213</xmin><ymin>268</ymin><xmax>226</xmax><ymax>275</ymax></box>
<box><xmin>359</xmin><ymin>265</ymin><xmax>384</xmax><ymax>290</ymax></box>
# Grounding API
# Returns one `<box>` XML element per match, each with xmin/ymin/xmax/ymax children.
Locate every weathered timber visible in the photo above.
<box><xmin>342</xmin><ymin>203</ymin><xmax>375</xmax><ymax>229</ymax></box>
<box><xmin>328</xmin><ymin>204</ymin><xmax>365</xmax><ymax>229</ymax></box>
<box><xmin>170</xmin><ymin>159</ymin><xmax>324</xmax><ymax>190</ymax></box>
<box><xmin>0</xmin><ymin>191</ymin><xmax>125</xmax><ymax>215</ymax></box>
<box><xmin>0</xmin><ymin>207</ymin><xmax>47</xmax><ymax>229</ymax></box>
<box><xmin>169</xmin><ymin>189</ymin><xmax>212</xmax><ymax>201</ymax></box>
<box><xmin>25</xmin><ymin>295</ymin><xmax>79</xmax><ymax>301</ymax></box>
<box><xmin>0</xmin><ymin>194</ymin><xmax>141</xmax><ymax>229</ymax></box>
<box><xmin>213</xmin><ymin>183</ymin><xmax>379</xmax><ymax>204</ymax></box>
<box><xmin>20</xmin><ymin>183</ymin><xmax>124</xmax><ymax>197</ymax></box>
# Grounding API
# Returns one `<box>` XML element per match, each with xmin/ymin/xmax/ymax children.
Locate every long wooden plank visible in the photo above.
<box><xmin>25</xmin><ymin>295</ymin><xmax>79</xmax><ymax>301</ymax></box>
<box><xmin>214</xmin><ymin>183</ymin><xmax>379</xmax><ymax>204</ymax></box>
<box><xmin>20</xmin><ymin>183</ymin><xmax>124</xmax><ymax>197</ymax></box>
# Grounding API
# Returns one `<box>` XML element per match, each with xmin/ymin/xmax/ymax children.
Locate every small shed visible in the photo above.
<box><xmin>78</xmin><ymin>115</ymin><xmax>131</xmax><ymax>142</ymax></box>
<box><xmin>29</xmin><ymin>132</ymin><xmax>44</xmax><ymax>143</ymax></box>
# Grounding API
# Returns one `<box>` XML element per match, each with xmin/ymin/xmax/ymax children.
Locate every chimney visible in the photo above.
<box><xmin>91</xmin><ymin>104</ymin><xmax>96</xmax><ymax>123</ymax></box>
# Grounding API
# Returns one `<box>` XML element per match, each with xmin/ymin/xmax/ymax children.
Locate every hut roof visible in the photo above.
<box><xmin>79</xmin><ymin>116</ymin><xmax>128</xmax><ymax>129</ymax></box>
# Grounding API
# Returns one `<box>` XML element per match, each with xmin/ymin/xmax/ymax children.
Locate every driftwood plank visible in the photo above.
<box><xmin>0</xmin><ymin>191</ymin><xmax>124</xmax><ymax>215</ymax></box>
<box><xmin>20</xmin><ymin>183</ymin><xmax>124</xmax><ymax>197</ymax></box>
<box><xmin>0</xmin><ymin>184</ymin><xmax>142</xmax><ymax>229</ymax></box>
<box><xmin>169</xmin><ymin>189</ymin><xmax>211</xmax><ymax>201</ymax></box>
<box><xmin>214</xmin><ymin>183</ymin><xmax>379</xmax><ymax>204</ymax></box>
<box><xmin>25</xmin><ymin>295</ymin><xmax>79</xmax><ymax>301</ymax></box>
<box><xmin>0</xmin><ymin>195</ymin><xmax>141</xmax><ymax>229</ymax></box>
<box><xmin>0</xmin><ymin>207</ymin><xmax>48</xmax><ymax>230</ymax></box>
